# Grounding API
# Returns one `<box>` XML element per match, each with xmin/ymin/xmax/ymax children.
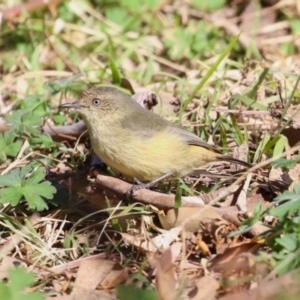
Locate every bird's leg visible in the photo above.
<box><xmin>126</xmin><ymin>172</ymin><xmax>173</xmax><ymax>199</ymax></box>
<box><xmin>89</xmin><ymin>155</ymin><xmax>107</xmax><ymax>172</ymax></box>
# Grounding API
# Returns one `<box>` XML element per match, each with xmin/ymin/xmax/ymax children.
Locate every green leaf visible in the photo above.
<box><xmin>232</xmin><ymin>94</ymin><xmax>268</xmax><ymax>111</ymax></box>
<box><xmin>4</xmin><ymin>110</ymin><xmax>42</xmax><ymax>135</ymax></box>
<box><xmin>46</xmin><ymin>74</ymin><xmax>85</xmax><ymax>96</ymax></box>
<box><xmin>52</xmin><ymin>114</ymin><xmax>66</xmax><ymax>125</ymax></box>
<box><xmin>105</xmin><ymin>7</ymin><xmax>140</xmax><ymax>30</ymax></box>
<box><xmin>111</xmin><ymin>218</ymin><xmax>123</xmax><ymax>232</ymax></box>
<box><xmin>291</xmin><ymin>19</ymin><xmax>300</xmax><ymax>34</ymax></box>
<box><xmin>275</xmin><ymin>234</ymin><xmax>297</xmax><ymax>252</ymax></box>
<box><xmin>29</xmin><ymin>134</ymin><xmax>57</xmax><ymax>148</ymax></box>
<box><xmin>270</xmin><ymin>186</ymin><xmax>300</xmax><ymax>218</ymax></box>
<box><xmin>0</xmin><ymin>188</ymin><xmax>23</xmax><ymax>206</ymax></box>
<box><xmin>116</xmin><ymin>283</ymin><xmax>157</xmax><ymax>300</ymax></box>
<box><xmin>0</xmin><ymin>131</ymin><xmax>23</xmax><ymax>162</ymax></box>
<box><xmin>142</xmin><ymin>0</ymin><xmax>160</xmax><ymax>9</ymax></box>
<box><xmin>0</xmin><ymin>168</ymin><xmax>23</xmax><ymax>186</ymax></box>
<box><xmin>20</xmin><ymin>95</ymin><xmax>48</xmax><ymax>117</ymax></box>
<box><xmin>25</xmin><ymin>168</ymin><xmax>46</xmax><ymax>185</ymax></box>
<box><xmin>109</xmin><ymin>56</ymin><xmax>121</xmax><ymax>85</ymax></box>
<box><xmin>191</xmin><ymin>0</ymin><xmax>225</xmax><ymax>11</ymax></box>
<box><xmin>273</xmin><ymin>135</ymin><xmax>287</xmax><ymax>159</ymax></box>
<box><xmin>175</xmin><ymin>186</ymin><xmax>182</xmax><ymax>208</ymax></box>
<box><xmin>0</xmin><ymin>267</ymin><xmax>44</xmax><ymax>300</ymax></box>
<box><xmin>228</xmin><ymin>203</ymin><xmax>264</xmax><ymax>237</ymax></box>
<box><xmin>0</xmin><ymin>166</ymin><xmax>56</xmax><ymax>211</ymax></box>
<box><xmin>105</xmin><ymin>7</ymin><xmax>127</xmax><ymax>25</ymax></box>
<box><xmin>248</xmin><ymin>68</ymin><xmax>269</xmax><ymax>100</ymax></box>
<box><xmin>272</xmin><ymin>157</ymin><xmax>300</xmax><ymax>169</ymax></box>
<box><xmin>253</xmin><ymin>132</ymin><xmax>270</xmax><ymax>162</ymax></box>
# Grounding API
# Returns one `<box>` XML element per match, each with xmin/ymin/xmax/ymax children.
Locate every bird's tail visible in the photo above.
<box><xmin>218</xmin><ymin>155</ymin><xmax>252</xmax><ymax>168</ymax></box>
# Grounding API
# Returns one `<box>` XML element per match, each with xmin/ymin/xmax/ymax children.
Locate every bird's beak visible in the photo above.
<box><xmin>59</xmin><ymin>102</ymin><xmax>85</xmax><ymax>109</ymax></box>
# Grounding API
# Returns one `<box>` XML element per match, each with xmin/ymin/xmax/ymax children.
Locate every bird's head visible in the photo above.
<box><xmin>60</xmin><ymin>87</ymin><xmax>134</xmax><ymax>122</ymax></box>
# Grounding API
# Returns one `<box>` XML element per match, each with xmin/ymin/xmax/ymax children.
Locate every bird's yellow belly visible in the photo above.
<box><xmin>90</xmin><ymin>128</ymin><xmax>218</xmax><ymax>182</ymax></box>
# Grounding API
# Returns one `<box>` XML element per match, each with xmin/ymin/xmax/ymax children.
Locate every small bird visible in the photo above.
<box><xmin>60</xmin><ymin>87</ymin><xmax>250</xmax><ymax>188</ymax></box>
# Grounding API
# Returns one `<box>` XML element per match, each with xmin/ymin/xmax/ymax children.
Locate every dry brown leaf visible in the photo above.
<box><xmin>236</xmin><ymin>173</ymin><xmax>252</xmax><ymax>213</ymax></box>
<box><xmin>0</xmin><ymin>256</ymin><xmax>25</xmax><ymax>280</ymax></box>
<box><xmin>158</xmin><ymin>207</ymin><xmax>222</xmax><ymax>231</ymax></box>
<box><xmin>121</xmin><ymin>226</ymin><xmax>182</xmax><ymax>252</ymax></box>
<box><xmin>147</xmin><ymin>242</ymin><xmax>182</xmax><ymax>270</ymax></box>
<box><xmin>71</xmin><ymin>259</ymin><xmax>127</xmax><ymax>300</ymax></box>
<box><xmin>141</xmin><ymin>214</ymin><xmax>165</xmax><ymax>233</ymax></box>
<box><xmin>199</xmin><ymin>217</ymin><xmax>232</xmax><ymax>254</ymax></box>
<box><xmin>131</xmin><ymin>90</ymin><xmax>158</xmax><ymax>110</ymax></box>
<box><xmin>156</xmin><ymin>248</ymin><xmax>177</xmax><ymax>300</ymax></box>
<box><xmin>49</xmin><ymin>253</ymin><xmax>107</xmax><ymax>273</ymax></box>
<box><xmin>219</xmin><ymin>268</ymin><xmax>299</xmax><ymax>300</ymax></box>
<box><xmin>153</xmin><ymin>90</ymin><xmax>179</xmax><ymax>117</ymax></box>
<box><xmin>100</xmin><ymin>262</ymin><xmax>128</xmax><ymax>289</ymax></box>
<box><xmin>71</xmin><ymin>259</ymin><xmax>108</xmax><ymax>298</ymax></box>
<box><xmin>269</xmin><ymin>162</ymin><xmax>300</xmax><ymax>194</ymax></box>
<box><xmin>282</xmin><ymin>127</ymin><xmax>300</xmax><ymax>147</ymax></box>
<box><xmin>271</xmin><ymin>106</ymin><xmax>300</xmax><ymax>146</ymax></box>
<box><xmin>208</xmin><ymin>242</ymin><xmax>264</xmax><ymax>273</ymax></box>
<box><xmin>245</xmin><ymin>186</ymin><xmax>273</xmax><ymax>212</ymax></box>
<box><xmin>232</xmin><ymin>142</ymin><xmax>249</xmax><ymax>172</ymax></box>
<box><xmin>191</xmin><ymin>276</ymin><xmax>219</xmax><ymax>300</ymax></box>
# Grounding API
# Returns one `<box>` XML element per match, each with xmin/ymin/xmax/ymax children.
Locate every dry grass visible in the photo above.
<box><xmin>1</xmin><ymin>0</ymin><xmax>300</xmax><ymax>299</ymax></box>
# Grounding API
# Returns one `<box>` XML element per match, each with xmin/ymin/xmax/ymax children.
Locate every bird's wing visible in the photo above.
<box><xmin>120</xmin><ymin>108</ymin><xmax>220</xmax><ymax>153</ymax></box>
<box><xmin>170</xmin><ymin>125</ymin><xmax>221</xmax><ymax>153</ymax></box>
<box><xmin>120</xmin><ymin>107</ymin><xmax>170</xmax><ymax>138</ymax></box>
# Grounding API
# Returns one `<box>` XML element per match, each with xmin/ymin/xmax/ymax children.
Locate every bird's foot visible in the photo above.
<box><xmin>125</xmin><ymin>173</ymin><xmax>174</xmax><ymax>199</ymax></box>
<box><xmin>125</xmin><ymin>178</ymin><xmax>154</xmax><ymax>199</ymax></box>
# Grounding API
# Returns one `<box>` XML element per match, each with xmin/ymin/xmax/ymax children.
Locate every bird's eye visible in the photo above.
<box><xmin>92</xmin><ymin>99</ymin><xmax>101</xmax><ymax>106</ymax></box>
